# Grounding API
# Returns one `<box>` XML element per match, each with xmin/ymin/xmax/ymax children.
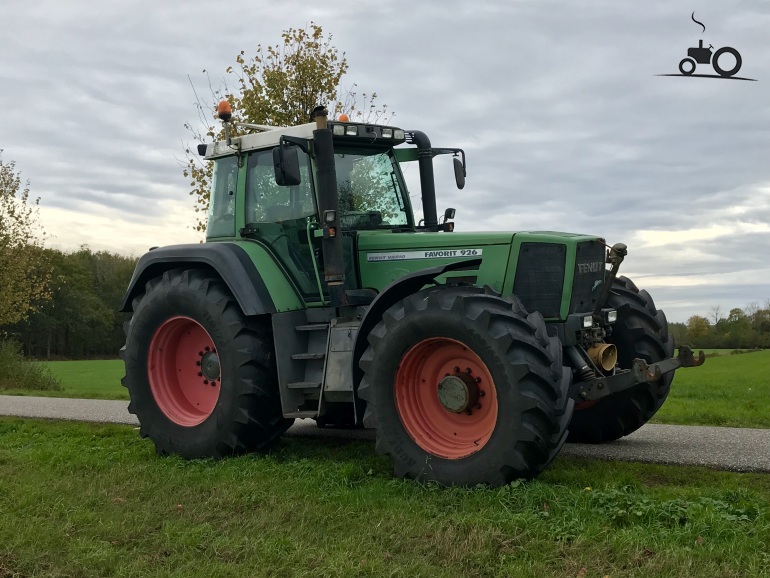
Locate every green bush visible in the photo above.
<box><xmin>0</xmin><ymin>339</ymin><xmax>62</xmax><ymax>391</ymax></box>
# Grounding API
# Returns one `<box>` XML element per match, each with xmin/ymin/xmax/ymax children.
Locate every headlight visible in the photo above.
<box><xmin>345</xmin><ymin>125</ymin><xmax>358</xmax><ymax>136</ymax></box>
<box><xmin>607</xmin><ymin>310</ymin><xmax>618</xmax><ymax>323</ymax></box>
<box><xmin>394</xmin><ymin>129</ymin><xmax>405</xmax><ymax>140</ymax></box>
<box><xmin>382</xmin><ymin>128</ymin><xmax>393</xmax><ymax>138</ymax></box>
<box><xmin>332</xmin><ymin>124</ymin><xmax>345</xmax><ymax>136</ymax></box>
<box><xmin>582</xmin><ymin>315</ymin><xmax>593</xmax><ymax>328</ymax></box>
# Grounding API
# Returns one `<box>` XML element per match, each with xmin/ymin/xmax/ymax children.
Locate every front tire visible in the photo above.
<box><xmin>358</xmin><ymin>287</ymin><xmax>572</xmax><ymax>486</ymax></box>
<box><xmin>567</xmin><ymin>276</ymin><xmax>674</xmax><ymax>443</ymax></box>
<box><xmin>121</xmin><ymin>269</ymin><xmax>292</xmax><ymax>458</ymax></box>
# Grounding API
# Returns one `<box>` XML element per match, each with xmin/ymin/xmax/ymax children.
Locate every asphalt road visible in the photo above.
<box><xmin>2</xmin><ymin>395</ymin><xmax>769</xmax><ymax>473</ymax></box>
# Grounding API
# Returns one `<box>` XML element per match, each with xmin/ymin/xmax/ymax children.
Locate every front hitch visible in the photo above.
<box><xmin>572</xmin><ymin>345</ymin><xmax>706</xmax><ymax>402</ymax></box>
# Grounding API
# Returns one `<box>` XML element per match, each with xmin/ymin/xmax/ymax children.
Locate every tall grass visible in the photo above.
<box><xmin>0</xmin><ymin>339</ymin><xmax>61</xmax><ymax>392</ymax></box>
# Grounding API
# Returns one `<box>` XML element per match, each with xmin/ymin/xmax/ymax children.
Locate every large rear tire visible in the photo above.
<box><xmin>567</xmin><ymin>276</ymin><xmax>674</xmax><ymax>443</ymax></box>
<box><xmin>358</xmin><ymin>286</ymin><xmax>572</xmax><ymax>486</ymax></box>
<box><xmin>121</xmin><ymin>269</ymin><xmax>292</xmax><ymax>458</ymax></box>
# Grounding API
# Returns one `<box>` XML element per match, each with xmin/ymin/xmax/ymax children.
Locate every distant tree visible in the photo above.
<box><xmin>668</xmin><ymin>321</ymin><xmax>687</xmax><ymax>347</ymax></box>
<box><xmin>753</xmin><ymin>307</ymin><xmax>770</xmax><ymax>335</ymax></box>
<box><xmin>0</xmin><ymin>152</ymin><xmax>51</xmax><ymax>327</ymax></box>
<box><xmin>708</xmin><ymin>304</ymin><xmax>723</xmax><ymax>325</ymax></box>
<box><xmin>184</xmin><ymin>22</ymin><xmax>392</xmax><ymax>232</ymax></box>
<box><xmin>718</xmin><ymin>308</ymin><xmax>754</xmax><ymax>349</ymax></box>
<box><xmin>685</xmin><ymin>315</ymin><xmax>710</xmax><ymax>346</ymax></box>
<box><xmin>727</xmin><ymin>308</ymin><xmax>746</xmax><ymax>324</ymax></box>
<box><xmin>744</xmin><ymin>302</ymin><xmax>760</xmax><ymax>320</ymax></box>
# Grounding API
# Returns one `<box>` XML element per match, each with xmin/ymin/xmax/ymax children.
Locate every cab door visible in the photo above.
<box><xmin>243</xmin><ymin>147</ymin><xmax>324</xmax><ymax>304</ymax></box>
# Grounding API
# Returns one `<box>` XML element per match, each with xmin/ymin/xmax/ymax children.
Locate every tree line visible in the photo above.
<box><xmin>669</xmin><ymin>304</ymin><xmax>770</xmax><ymax>350</ymax></box>
<box><xmin>1</xmin><ymin>247</ymin><xmax>137</xmax><ymax>359</ymax></box>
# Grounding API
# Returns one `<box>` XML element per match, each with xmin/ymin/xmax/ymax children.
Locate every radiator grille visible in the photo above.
<box><xmin>513</xmin><ymin>243</ymin><xmax>566</xmax><ymax>318</ymax></box>
<box><xmin>569</xmin><ymin>240</ymin><xmax>607</xmax><ymax>314</ymax></box>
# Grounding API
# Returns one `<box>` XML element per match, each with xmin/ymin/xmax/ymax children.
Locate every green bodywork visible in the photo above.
<box><xmin>357</xmin><ymin>230</ymin><xmax>599</xmax><ymax>320</ymax></box>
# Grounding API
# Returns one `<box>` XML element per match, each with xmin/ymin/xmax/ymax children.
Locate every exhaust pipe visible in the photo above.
<box><xmin>587</xmin><ymin>343</ymin><xmax>618</xmax><ymax>372</ymax></box>
<box><xmin>407</xmin><ymin>130</ymin><xmax>438</xmax><ymax>230</ymax></box>
<box><xmin>311</xmin><ymin>106</ymin><xmax>348</xmax><ymax>307</ymax></box>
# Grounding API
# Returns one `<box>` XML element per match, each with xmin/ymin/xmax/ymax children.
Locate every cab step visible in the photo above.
<box><xmin>295</xmin><ymin>324</ymin><xmax>329</xmax><ymax>332</ymax></box>
<box><xmin>291</xmin><ymin>352</ymin><xmax>325</xmax><ymax>360</ymax></box>
<box><xmin>288</xmin><ymin>381</ymin><xmax>322</xmax><ymax>389</ymax></box>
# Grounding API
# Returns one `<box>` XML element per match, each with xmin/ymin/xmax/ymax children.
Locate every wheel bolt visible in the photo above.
<box><xmin>465</xmin><ymin>368</ymin><xmax>472</xmax><ymax>374</ymax></box>
<box><xmin>479</xmin><ymin>390</ymin><xmax>486</xmax><ymax>397</ymax></box>
<box><xmin>465</xmin><ymin>409</ymin><xmax>473</xmax><ymax>416</ymax></box>
<box><xmin>475</xmin><ymin>403</ymin><xmax>482</xmax><ymax>410</ymax></box>
<box><xmin>198</xmin><ymin>351</ymin><xmax>204</xmax><ymax>357</ymax></box>
<box><xmin>205</xmin><ymin>346</ymin><xmax>211</xmax><ymax>352</ymax></box>
<box><xmin>197</xmin><ymin>372</ymin><xmax>203</xmax><ymax>377</ymax></box>
<box><xmin>203</xmin><ymin>379</ymin><xmax>209</xmax><ymax>385</ymax></box>
<box><xmin>454</xmin><ymin>367</ymin><xmax>460</xmax><ymax>373</ymax></box>
<box><xmin>195</xmin><ymin>361</ymin><xmax>201</xmax><ymax>366</ymax></box>
<box><xmin>475</xmin><ymin>377</ymin><xmax>481</xmax><ymax>383</ymax></box>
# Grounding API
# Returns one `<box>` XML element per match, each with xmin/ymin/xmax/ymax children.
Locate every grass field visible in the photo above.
<box><xmin>3</xmin><ymin>359</ymin><xmax>127</xmax><ymax>400</ymax></box>
<box><xmin>1</xmin><ymin>417</ymin><xmax>770</xmax><ymax>578</ymax></box>
<box><xmin>652</xmin><ymin>349</ymin><xmax>770</xmax><ymax>428</ymax></box>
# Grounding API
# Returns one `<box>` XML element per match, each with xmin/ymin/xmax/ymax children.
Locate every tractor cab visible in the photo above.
<box><xmin>199</xmin><ymin>106</ymin><xmax>462</xmax><ymax>306</ymax></box>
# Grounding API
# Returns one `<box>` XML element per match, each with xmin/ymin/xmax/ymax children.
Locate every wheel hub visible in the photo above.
<box><xmin>200</xmin><ymin>350</ymin><xmax>220</xmax><ymax>382</ymax></box>
<box><xmin>437</xmin><ymin>370</ymin><xmax>479</xmax><ymax>413</ymax></box>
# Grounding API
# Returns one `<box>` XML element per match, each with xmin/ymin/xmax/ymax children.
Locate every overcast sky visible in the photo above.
<box><xmin>2</xmin><ymin>0</ymin><xmax>769</xmax><ymax>322</ymax></box>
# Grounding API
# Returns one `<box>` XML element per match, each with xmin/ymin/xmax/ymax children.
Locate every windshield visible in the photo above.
<box><xmin>334</xmin><ymin>149</ymin><xmax>410</xmax><ymax>229</ymax></box>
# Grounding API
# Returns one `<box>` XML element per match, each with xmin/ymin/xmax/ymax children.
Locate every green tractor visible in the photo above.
<box><xmin>120</xmin><ymin>103</ymin><xmax>704</xmax><ymax>486</ymax></box>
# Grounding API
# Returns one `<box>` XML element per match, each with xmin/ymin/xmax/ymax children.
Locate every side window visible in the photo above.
<box><xmin>206</xmin><ymin>156</ymin><xmax>238</xmax><ymax>238</ymax></box>
<box><xmin>246</xmin><ymin>148</ymin><xmax>314</xmax><ymax>224</ymax></box>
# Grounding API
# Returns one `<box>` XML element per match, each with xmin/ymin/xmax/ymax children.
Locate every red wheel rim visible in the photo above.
<box><xmin>148</xmin><ymin>316</ymin><xmax>221</xmax><ymax>426</ymax></box>
<box><xmin>395</xmin><ymin>337</ymin><xmax>499</xmax><ymax>460</ymax></box>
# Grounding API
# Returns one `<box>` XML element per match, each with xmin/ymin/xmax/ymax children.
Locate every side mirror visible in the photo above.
<box><xmin>273</xmin><ymin>145</ymin><xmax>301</xmax><ymax>186</ymax></box>
<box><xmin>453</xmin><ymin>157</ymin><xmax>466</xmax><ymax>190</ymax></box>
<box><xmin>444</xmin><ymin>207</ymin><xmax>456</xmax><ymax>221</ymax></box>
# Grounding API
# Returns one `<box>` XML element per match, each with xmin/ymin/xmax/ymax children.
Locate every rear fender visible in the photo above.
<box><xmin>120</xmin><ymin>243</ymin><xmax>285</xmax><ymax>315</ymax></box>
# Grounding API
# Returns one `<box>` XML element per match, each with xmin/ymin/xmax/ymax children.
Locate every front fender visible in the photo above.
<box><xmin>352</xmin><ymin>258</ymin><xmax>482</xmax><ymax>386</ymax></box>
